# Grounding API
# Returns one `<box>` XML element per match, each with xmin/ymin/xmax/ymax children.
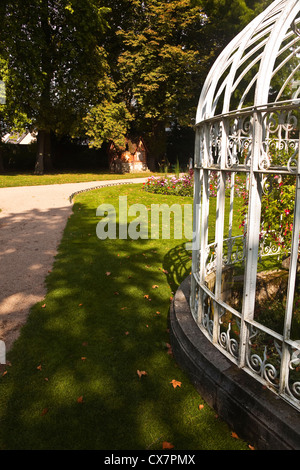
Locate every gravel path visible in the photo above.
<box><xmin>0</xmin><ymin>178</ymin><xmax>147</xmax><ymax>352</ymax></box>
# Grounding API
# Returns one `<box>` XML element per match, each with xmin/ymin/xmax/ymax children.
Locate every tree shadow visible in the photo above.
<box><xmin>162</xmin><ymin>242</ymin><xmax>192</xmax><ymax>294</ymax></box>
<box><xmin>0</xmin><ymin>194</ymin><xmax>246</xmax><ymax>451</ymax></box>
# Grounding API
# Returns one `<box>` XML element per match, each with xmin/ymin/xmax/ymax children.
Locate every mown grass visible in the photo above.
<box><xmin>0</xmin><ymin>184</ymin><xmax>250</xmax><ymax>450</ymax></box>
<box><xmin>0</xmin><ymin>171</ymin><xmax>160</xmax><ymax>188</ymax></box>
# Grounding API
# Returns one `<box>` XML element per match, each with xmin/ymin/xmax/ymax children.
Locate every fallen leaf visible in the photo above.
<box><xmin>198</xmin><ymin>404</ymin><xmax>204</xmax><ymax>410</ymax></box>
<box><xmin>77</xmin><ymin>396</ymin><xmax>84</xmax><ymax>403</ymax></box>
<box><xmin>137</xmin><ymin>370</ymin><xmax>148</xmax><ymax>379</ymax></box>
<box><xmin>248</xmin><ymin>444</ymin><xmax>255</xmax><ymax>450</ymax></box>
<box><xmin>42</xmin><ymin>304</ymin><xmax>46</xmax><ymax>308</ymax></box>
<box><xmin>37</xmin><ymin>364</ymin><xmax>42</xmax><ymax>371</ymax></box>
<box><xmin>152</xmin><ymin>285</ymin><xmax>159</xmax><ymax>289</ymax></box>
<box><xmin>231</xmin><ymin>432</ymin><xmax>239</xmax><ymax>439</ymax></box>
<box><xmin>170</xmin><ymin>379</ymin><xmax>182</xmax><ymax>388</ymax></box>
<box><xmin>78</xmin><ymin>303</ymin><xmax>83</xmax><ymax>306</ymax></box>
<box><xmin>162</xmin><ymin>441</ymin><xmax>174</xmax><ymax>449</ymax></box>
<box><xmin>156</xmin><ymin>311</ymin><xmax>160</xmax><ymax>315</ymax></box>
<box><xmin>81</xmin><ymin>357</ymin><xmax>87</xmax><ymax>361</ymax></box>
<box><xmin>2</xmin><ymin>370</ymin><xmax>7</xmax><ymax>377</ymax></box>
<box><xmin>144</xmin><ymin>294</ymin><xmax>149</xmax><ymax>299</ymax></box>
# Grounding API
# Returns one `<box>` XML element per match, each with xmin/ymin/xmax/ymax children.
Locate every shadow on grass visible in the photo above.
<box><xmin>163</xmin><ymin>243</ymin><xmax>192</xmax><ymax>294</ymax></box>
<box><xmin>0</xmin><ymin>188</ymin><xmax>248</xmax><ymax>451</ymax></box>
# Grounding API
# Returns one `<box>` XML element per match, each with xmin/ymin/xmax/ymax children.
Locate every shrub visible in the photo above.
<box><xmin>239</xmin><ymin>149</ymin><xmax>298</xmax><ymax>257</ymax></box>
<box><xmin>209</xmin><ymin>171</ymin><xmax>246</xmax><ymax>198</ymax></box>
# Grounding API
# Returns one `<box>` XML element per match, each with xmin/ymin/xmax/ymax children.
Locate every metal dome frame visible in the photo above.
<box><xmin>191</xmin><ymin>0</ymin><xmax>300</xmax><ymax>410</ymax></box>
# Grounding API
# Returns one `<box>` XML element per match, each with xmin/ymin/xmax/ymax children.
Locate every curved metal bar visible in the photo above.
<box><xmin>193</xmin><ymin>0</ymin><xmax>300</xmax><ymax>411</ymax></box>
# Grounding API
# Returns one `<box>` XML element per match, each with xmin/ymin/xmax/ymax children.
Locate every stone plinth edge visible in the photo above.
<box><xmin>169</xmin><ymin>276</ymin><xmax>300</xmax><ymax>450</ymax></box>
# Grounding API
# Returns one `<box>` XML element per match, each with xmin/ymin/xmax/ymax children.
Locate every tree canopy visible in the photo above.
<box><xmin>0</xmin><ymin>0</ymin><xmax>274</xmax><ymax>172</ymax></box>
<box><xmin>0</xmin><ymin>0</ymin><xmax>110</xmax><ymax>172</ymax></box>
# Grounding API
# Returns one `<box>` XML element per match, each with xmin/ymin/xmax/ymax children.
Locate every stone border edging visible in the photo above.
<box><xmin>69</xmin><ymin>180</ymin><xmax>135</xmax><ymax>202</ymax></box>
<box><xmin>169</xmin><ymin>275</ymin><xmax>300</xmax><ymax>450</ymax></box>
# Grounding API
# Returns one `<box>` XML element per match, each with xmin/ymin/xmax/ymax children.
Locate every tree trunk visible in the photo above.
<box><xmin>43</xmin><ymin>130</ymin><xmax>53</xmax><ymax>172</ymax></box>
<box><xmin>34</xmin><ymin>129</ymin><xmax>45</xmax><ymax>174</ymax></box>
<box><xmin>34</xmin><ymin>129</ymin><xmax>53</xmax><ymax>174</ymax></box>
<box><xmin>0</xmin><ymin>145</ymin><xmax>5</xmax><ymax>174</ymax></box>
<box><xmin>145</xmin><ymin>121</ymin><xmax>167</xmax><ymax>171</ymax></box>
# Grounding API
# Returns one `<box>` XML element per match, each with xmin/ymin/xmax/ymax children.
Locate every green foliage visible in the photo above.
<box><xmin>0</xmin><ymin>56</ymin><xmax>30</xmax><ymax>137</ymax></box>
<box><xmin>0</xmin><ymin>0</ymin><xmax>275</xmax><ymax>171</ymax></box>
<box><xmin>261</xmin><ymin>174</ymin><xmax>295</xmax><ymax>254</ymax></box>
<box><xmin>84</xmin><ymin>100</ymin><xmax>133</xmax><ymax>150</ymax></box>
<box><xmin>209</xmin><ymin>172</ymin><xmax>247</xmax><ymax>198</ymax></box>
<box><xmin>192</xmin><ymin>0</ymin><xmax>274</xmax><ymax>48</ymax></box>
<box><xmin>101</xmin><ymin>0</ymin><xmax>273</xmax><ymax>164</ymax></box>
<box><xmin>238</xmin><ymin>147</ymin><xmax>297</xmax><ymax>260</ymax></box>
<box><xmin>0</xmin><ymin>0</ymin><xmax>110</xmax><ymax>135</ymax></box>
<box><xmin>115</xmin><ymin>0</ymin><xmax>206</xmax><ymax>128</ymax></box>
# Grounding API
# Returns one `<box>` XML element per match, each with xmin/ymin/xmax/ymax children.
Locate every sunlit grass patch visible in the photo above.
<box><xmin>0</xmin><ymin>184</ymin><xmax>249</xmax><ymax>450</ymax></box>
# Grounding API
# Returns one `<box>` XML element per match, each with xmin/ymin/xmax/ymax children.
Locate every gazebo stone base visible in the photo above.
<box><xmin>169</xmin><ymin>276</ymin><xmax>300</xmax><ymax>451</ymax></box>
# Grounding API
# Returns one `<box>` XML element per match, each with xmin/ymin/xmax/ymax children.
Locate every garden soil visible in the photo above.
<box><xmin>0</xmin><ymin>178</ymin><xmax>147</xmax><ymax>352</ymax></box>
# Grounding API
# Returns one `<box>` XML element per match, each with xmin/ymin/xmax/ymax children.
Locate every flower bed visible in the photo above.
<box><xmin>143</xmin><ymin>171</ymin><xmax>194</xmax><ymax>197</ymax></box>
<box><xmin>143</xmin><ymin>170</ymin><xmax>246</xmax><ymax>198</ymax></box>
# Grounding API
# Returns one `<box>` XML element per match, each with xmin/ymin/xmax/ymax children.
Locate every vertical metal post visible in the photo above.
<box><xmin>191</xmin><ymin>127</ymin><xmax>201</xmax><ymax>320</ymax></box>
<box><xmin>227</xmin><ymin>171</ymin><xmax>235</xmax><ymax>264</ymax></box>
<box><xmin>239</xmin><ymin>111</ymin><xmax>263</xmax><ymax>368</ymax></box>
<box><xmin>279</xmin><ymin>143</ymin><xmax>300</xmax><ymax>395</ymax></box>
<box><xmin>213</xmin><ymin>119</ymin><xmax>227</xmax><ymax>343</ymax></box>
<box><xmin>198</xmin><ymin>124</ymin><xmax>211</xmax><ymax>326</ymax></box>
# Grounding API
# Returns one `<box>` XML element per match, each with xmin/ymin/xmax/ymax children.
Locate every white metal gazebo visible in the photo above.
<box><xmin>191</xmin><ymin>0</ymin><xmax>300</xmax><ymax>410</ymax></box>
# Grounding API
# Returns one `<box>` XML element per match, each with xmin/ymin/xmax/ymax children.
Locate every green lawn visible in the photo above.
<box><xmin>0</xmin><ymin>171</ymin><xmax>159</xmax><ymax>188</ymax></box>
<box><xmin>0</xmin><ymin>184</ymin><xmax>250</xmax><ymax>450</ymax></box>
